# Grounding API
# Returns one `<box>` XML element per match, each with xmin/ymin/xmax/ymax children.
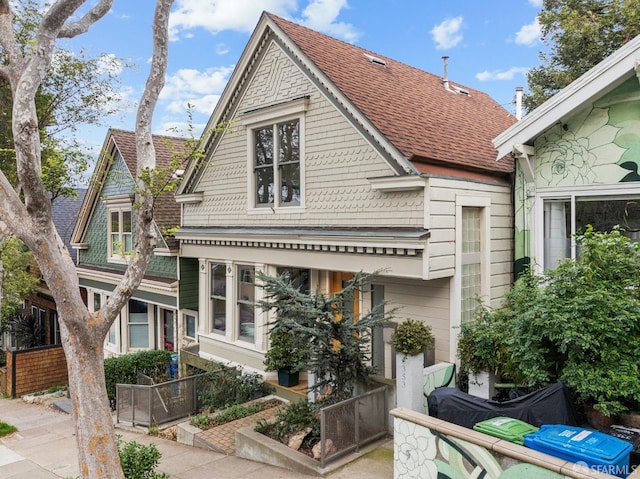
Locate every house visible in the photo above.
<box><xmin>71</xmin><ymin>129</ymin><xmax>188</xmax><ymax>357</ymax></box>
<box><xmin>494</xmin><ymin>35</ymin><xmax>640</xmax><ymax>274</ymax></box>
<box><xmin>22</xmin><ymin>189</ymin><xmax>87</xmax><ymax>347</ymax></box>
<box><xmin>174</xmin><ymin>12</ymin><xmax>516</xmax><ymax>383</ymax></box>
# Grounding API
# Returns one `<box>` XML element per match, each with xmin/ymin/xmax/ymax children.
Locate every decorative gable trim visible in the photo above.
<box><xmin>240</xmin><ymin>96</ymin><xmax>310</xmax><ymax>125</ymax></box>
<box><xmin>175</xmin><ymin>193</ymin><xmax>204</xmax><ymax>204</ymax></box>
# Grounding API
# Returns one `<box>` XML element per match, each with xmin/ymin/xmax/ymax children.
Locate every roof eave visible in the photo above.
<box><xmin>493</xmin><ymin>35</ymin><xmax>640</xmax><ymax>160</ymax></box>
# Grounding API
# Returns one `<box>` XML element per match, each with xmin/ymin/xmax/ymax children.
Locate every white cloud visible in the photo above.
<box><xmin>97</xmin><ymin>53</ymin><xmax>123</xmax><ymax>76</ymax></box>
<box><xmin>475</xmin><ymin>66</ymin><xmax>529</xmax><ymax>81</ymax></box>
<box><xmin>431</xmin><ymin>17</ymin><xmax>464</xmax><ymax>50</ymax></box>
<box><xmin>515</xmin><ymin>17</ymin><xmax>541</xmax><ymax>46</ymax></box>
<box><xmin>169</xmin><ymin>0</ymin><xmax>360</xmax><ymax>43</ymax></box>
<box><xmin>298</xmin><ymin>0</ymin><xmax>361</xmax><ymax>43</ymax></box>
<box><xmin>160</xmin><ymin>66</ymin><xmax>235</xmax><ymax>115</ymax></box>
<box><xmin>216</xmin><ymin>43</ymin><xmax>230</xmax><ymax>55</ymax></box>
<box><xmin>169</xmin><ymin>0</ymin><xmax>297</xmax><ymax>38</ymax></box>
<box><xmin>528</xmin><ymin>0</ymin><xmax>543</xmax><ymax>7</ymax></box>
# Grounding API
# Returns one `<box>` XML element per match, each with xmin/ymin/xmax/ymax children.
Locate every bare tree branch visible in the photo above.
<box><xmin>58</xmin><ymin>0</ymin><xmax>113</xmax><ymax>39</ymax></box>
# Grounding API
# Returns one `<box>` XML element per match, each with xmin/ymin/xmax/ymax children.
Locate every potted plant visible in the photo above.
<box><xmin>392</xmin><ymin>318</ymin><xmax>434</xmax><ymax>412</ymax></box>
<box><xmin>264</xmin><ymin>325</ymin><xmax>308</xmax><ymax>387</ymax></box>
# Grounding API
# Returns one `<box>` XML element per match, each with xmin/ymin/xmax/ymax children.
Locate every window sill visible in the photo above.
<box><xmin>248</xmin><ymin>206</ymin><xmax>305</xmax><ymax>215</ymax></box>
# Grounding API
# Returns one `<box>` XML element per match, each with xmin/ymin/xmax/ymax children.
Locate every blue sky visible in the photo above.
<box><xmin>60</xmin><ymin>0</ymin><xmax>547</xmax><ymax>159</ymax></box>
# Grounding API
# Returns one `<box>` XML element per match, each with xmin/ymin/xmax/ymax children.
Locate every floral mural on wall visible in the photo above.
<box><xmin>394</xmin><ymin>418</ymin><xmax>569</xmax><ymax>479</ymax></box>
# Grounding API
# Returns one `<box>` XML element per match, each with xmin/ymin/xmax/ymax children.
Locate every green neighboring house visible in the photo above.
<box><xmin>494</xmin><ymin>35</ymin><xmax>640</xmax><ymax>275</ymax></box>
<box><xmin>71</xmin><ymin>129</ymin><xmax>192</xmax><ymax>356</ymax></box>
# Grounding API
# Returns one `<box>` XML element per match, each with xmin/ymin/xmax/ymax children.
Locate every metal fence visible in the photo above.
<box><xmin>319</xmin><ymin>386</ymin><xmax>387</xmax><ymax>467</ymax></box>
<box><xmin>116</xmin><ymin>375</ymin><xmax>200</xmax><ymax>427</ymax></box>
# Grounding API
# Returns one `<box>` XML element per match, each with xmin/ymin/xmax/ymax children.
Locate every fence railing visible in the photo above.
<box><xmin>116</xmin><ymin>375</ymin><xmax>200</xmax><ymax>427</ymax></box>
<box><xmin>319</xmin><ymin>386</ymin><xmax>387</xmax><ymax>467</ymax></box>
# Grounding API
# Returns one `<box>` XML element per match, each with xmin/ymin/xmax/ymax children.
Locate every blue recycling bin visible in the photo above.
<box><xmin>525</xmin><ymin>425</ymin><xmax>633</xmax><ymax>478</ymax></box>
<box><xmin>168</xmin><ymin>353</ymin><xmax>179</xmax><ymax>379</ymax></box>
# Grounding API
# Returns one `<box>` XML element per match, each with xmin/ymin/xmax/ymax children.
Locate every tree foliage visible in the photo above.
<box><xmin>525</xmin><ymin>0</ymin><xmax>640</xmax><ymax>111</ymax></box>
<box><xmin>458</xmin><ymin>227</ymin><xmax>640</xmax><ymax>416</ymax></box>
<box><xmin>258</xmin><ymin>271</ymin><xmax>395</xmax><ymax>403</ymax></box>
<box><xmin>0</xmin><ymin>237</ymin><xmax>39</xmax><ymax>326</ymax></box>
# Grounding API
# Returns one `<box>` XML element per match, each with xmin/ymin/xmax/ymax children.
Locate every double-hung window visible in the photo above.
<box><xmin>210</xmin><ymin>263</ymin><xmax>227</xmax><ymax>334</ymax></box>
<box><xmin>243</xmin><ymin>97</ymin><xmax>308</xmax><ymax>211</ymax></box>
<box><xmin>254</xmin><ymin>120</ymin><xmax>300</xmax><ymax>207</ymax></box>
<box><xmin>107</xmin><ymin>195</ymin><xmax>134</xmax><ymax>261</ymax></box>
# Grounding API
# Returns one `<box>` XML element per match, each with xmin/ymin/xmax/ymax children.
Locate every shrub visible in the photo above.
<box><xmin>104</xmin><ymin>350</ymin><xmax>172</xmax><ymax>408</ymax></box>
<box><xmin>195</xmin><ymin>364</ymin><xmax>271</xmax><ymax>411</ymax></box>
<box><xmin>117</xmin><ymin>436</ymin><xmax>168</xmax><ymax>479</ymax></box>
<box><xmin>392</xmin><ymin>318</ymin><xmax>434</xmax><ymax>358</ymax></box>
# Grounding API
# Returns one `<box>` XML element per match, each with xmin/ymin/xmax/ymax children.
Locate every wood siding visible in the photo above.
<box><xmin>183</xmin><ymin>41</ymin><xmax>424</xmax><ymax>228</ymax></box>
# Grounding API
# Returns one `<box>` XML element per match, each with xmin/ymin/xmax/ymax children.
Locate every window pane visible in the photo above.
<box><xmin>211</xmin><ymin>298</ymin><xmax>226</xmax><ymax>333</ymax></box>
<box><xmin>237</xmin><ymin>265</ymin><xmax>255</xmax><ymax>342</ymax></box>
<box><xmin>122</xmin><ymin>211</ymin><xmax>132</xmax><ymax>233</ymax></box>
<box><xmin>276</xmin><ymin>267</ymin><xmax>310</xmax><ymax>293</ymax></box>
<box><xmin>129</xmin><ymin>324</ymin><xmax>149</xmax><ymax>348</ymax></box>
<box><xmin>461</xmin><ymin>263</ymin><xmax>481</xmax><ymax>323</ymax></box>
<box><xmin>123</xmin><ymin>232</ymin><xmax>133</xmax><ymax>251</ymax></box>
<box><xmin>211</xmin><ymin>263</ymin><xmax>226</xmax><ymax>334</ymax></box>
<box><xmin>111</xmin><ymin>211</ymin><xmax>119</xmax><ymax>232</ymax></box>
<box><xmin>544</xmin><ymin>200</ymin><xmax>570</xmax><ymax>269</ymax></box>
<box><xmin>93</xmin><ymin>293</ymin><xmax>101</xmax><ymax>311</ymax></box>
<box><xmin>576</xmin><ymin>198</ymin><xmax>640</xmax><ymax>239</ymax></box>
<box><xmin>109</xmin><ymin>323</ymin><xmax>116</xmax><ymax>344</ymax></box>
<box><xmin>211</xmin><ymin>263</ymin><xmax>226</xmax><ymax>297</ymax></box>
<box><xmin>278</xmin><ymin>120</ymin><xmax>300</xmax><ymax>205</ymax></box>
<box><xmin>186</xmin><ymin>314</ymin><xmax>196</xmax><ymax>338</ymax></box>
<box><xmin>255</xmin><ymin>126</ymin><xmax>274</xmax><ymax>205</ymax></box>
<box><xmin>462</xmin><ymin>207</ymin><xmax>481</xmax><ymax>253</ymax></box>
<box><xmin>129</xmin><ymin>299</ymin><xmax>147</xmax><ymax>322</ymax></box>
<box><xmin>111</xmin><ymin>233</ymin><xmax>120</xmax><ymax>254</ymax></box>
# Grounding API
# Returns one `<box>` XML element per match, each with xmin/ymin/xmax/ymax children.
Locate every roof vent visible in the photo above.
<box><xmin>452</xmin><ymin>86</ymin><xmax>470</xmax><ymax>95</ymax></box>
<box><xmin>364</xmin><ymin>53</ymin><xmax>386</xmax><ymax>66</ymax></box>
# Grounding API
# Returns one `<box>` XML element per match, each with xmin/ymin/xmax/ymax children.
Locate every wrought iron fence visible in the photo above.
<box><xmin>319</xmin><ymin>386</ymin><xmax>387</xmax><ymax>467</ymax></box>
<box><xmin>116</xmin><ymin>375</ymin><xmax>200</xmax><ymax>427</ymax></box>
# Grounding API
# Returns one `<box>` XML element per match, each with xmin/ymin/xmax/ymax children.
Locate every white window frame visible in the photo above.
<box><xmin>182</xmin><ymin>309</ymin><xmax>198</xmax><ymax>340</ymax></box>
<box><xmin>202</xmin><ymin>260</ymin><xmax>266</xmax><ymax>351</ymax></box>
<box><xmin>106</xmin><ymin>195</ymin><xmax>133</xmax><ymax>263</ymax></box>
<box><xmin>127</xmin><ymin>299</ymin><xmax>152</xmax><ymax>350</ymax></box>
<box><xmin>451</xmin><ymin>196</ymin><xmax>491</xmax><ymax>362</ymax></box>
<box><xmin>242</xmin><ymin>98</ymin><xmax>307</xmax><ymax>214</ymax></box>
<box><xmin>535</xmin><ymin>184</ymin><xmax>640</xmax><ymax>272</ymax></box>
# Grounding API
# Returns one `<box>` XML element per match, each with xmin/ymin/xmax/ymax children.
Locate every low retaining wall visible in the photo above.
<box><xmin>391</xmin><ymin>407</ymin><xmax>640</xmax><ymax>479</ymax></box>
<box><xmin>3</xmin><ymin>345</ymin><xmax>68</xmax><ymax>397</ymax></box>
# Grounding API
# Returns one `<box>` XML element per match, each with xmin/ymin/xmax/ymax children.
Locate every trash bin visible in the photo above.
<box><xmin>524</xmin><ymin>425</ymin><xmax>633</xmax><ymax>478</ymax></box>
<box><xmin>168</xmin><ymin>353</ymin><xmax>179</xmax><ymax>379</ymax></box>
<box><xmin>473</xmin><ymin>416</ymin><xmax>539</xmax><ymax>445</ymax></box>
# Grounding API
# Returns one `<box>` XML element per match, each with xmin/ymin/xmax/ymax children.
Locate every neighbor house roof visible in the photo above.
<box><xmin>71</xmin><ymin>129</ymin><xmax>188</xmax><ymax>250</ymax></box>
<box><xmin>52</xmin><ymin>188</ymin><xmax>86</xmax><ymax>258</ymax></box>
<box><xmin>268</xmin><ymin>13</ymin><xmax>516</xmax><ymax>176</ymax></box>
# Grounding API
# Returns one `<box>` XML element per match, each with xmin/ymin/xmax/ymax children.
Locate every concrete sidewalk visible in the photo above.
<box><xmin>0</xmin><ymin>397</ymin><xmax>393</xmax><ymax>478</ymax></box>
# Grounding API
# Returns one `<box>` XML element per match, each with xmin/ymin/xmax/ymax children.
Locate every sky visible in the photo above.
<box><xmin>58</xmin><ymin>0</ymin><xmax>548</xmax><ymax>163</ymax></box>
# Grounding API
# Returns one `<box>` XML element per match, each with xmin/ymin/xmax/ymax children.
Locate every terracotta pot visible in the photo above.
<box><xmin>584</xmin><ymin>404</ymin><xmax>614</xmax><ymax>430</ymax></box>
<box><xmin>619</xmin><ymin>411</ymin><xmax>640</xmax><ymax>429</ymax></box>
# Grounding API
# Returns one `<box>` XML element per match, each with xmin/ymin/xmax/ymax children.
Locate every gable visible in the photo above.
<box><xmin>534</xmin><ymin>76</ymin><xmax>640</xmax><ymax>187</ymax></box>
<box><xmin>182</xmin><ymin>38</ymin><xmax>425</xmax><ymax>229</ymax></box>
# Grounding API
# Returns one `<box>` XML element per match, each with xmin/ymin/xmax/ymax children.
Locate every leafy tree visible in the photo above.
<box><xmin>0</xmin><ymin>237</ymin><xmax>39</xmax><ymax>328</ymax></box>
<box><xmin>459</xmin><ymin>227</ymin><xmax>640</xmax><ymax>416</ymax></box>
<box><xmin>0</xmin><ymin>1</ymin><xmax>176</xmax><ymax>478</ymax></box>
<box><xmin>258</xmin><ymin>271</ymin><xmax>395</xmax><ymax>403</ymax></box>
<box><xmin>525</xmin><ymin>0</ymin><xmax>640</xmax><ymax>111</ymax></box>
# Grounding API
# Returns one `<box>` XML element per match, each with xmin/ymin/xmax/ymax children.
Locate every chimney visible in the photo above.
<box><xmin>442</xmin><ymin>56</ymin><xmax>450</xmax><ymax>91</ymax></box>
<box><xmin>515</xmin><ymin>86</ymin><xmax>523</xmax><ymax>120</ymax></box>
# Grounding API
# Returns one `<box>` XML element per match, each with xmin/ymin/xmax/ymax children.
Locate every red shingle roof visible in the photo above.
<box><xmin>268</xmin><ymin>13</ymin><xmax>516</xmax><ymax>175</ymax></box>
<box><xmin>109</xmin><ymin>129</ymin><xmax>187</xmax><ymax>236</ymax></box>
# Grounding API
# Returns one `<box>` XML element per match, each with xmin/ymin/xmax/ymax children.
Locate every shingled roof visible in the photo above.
<box><xmin>109</xmin><ymin>129</ymin><xmax>187</xmax><ymax>237</ymax></box>
<box><xmin>267</xmin><ymin>13</ymin><xmax>516</xmax><ymax>175</ymax></box>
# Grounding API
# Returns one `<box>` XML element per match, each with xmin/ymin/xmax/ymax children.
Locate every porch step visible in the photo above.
<box><xmin>266</xmin><ymin>379</ymin><xmax>308</xmax><ymax>403</ymax></box>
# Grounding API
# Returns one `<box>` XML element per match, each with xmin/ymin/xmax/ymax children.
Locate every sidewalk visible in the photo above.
<box><xmin>0</xmin><ymin>396</ymin><xmax>393</xmax><ymax>478</ymax></box>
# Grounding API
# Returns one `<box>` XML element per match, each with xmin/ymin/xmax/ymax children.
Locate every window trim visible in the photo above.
<box><xmin>244</xmin><ymin>100</ymin><xmax>307</xmax><ymax>214</ymax></box>
<box><xmin>536</xmin><ymin>186</ymin><xmax>640</xmax><ymax>271</ymax></box>
<box><xmin>182</xmin><ymin>310</ymin><xmax>198</xmax><ymax>340</ymax></box>
<box><xmin>127</xmin><ymin>299</ymin><xmax>151</xmax><ymax>350</ymax></box>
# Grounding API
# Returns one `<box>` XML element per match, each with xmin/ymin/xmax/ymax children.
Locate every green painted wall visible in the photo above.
<box><xmin>514</xmin><ymin>76</ymin><xmax>640</xmax><ymax>268</ymax></box>
<box><xmin>79</xmin><ymin>152</ymin><xmax>177</xmax><ymax>279</ymax></box>
<box><xmin>179</xmin><ymin>257</ymin><xmax>199</xmax><ymax>311</ymax></box>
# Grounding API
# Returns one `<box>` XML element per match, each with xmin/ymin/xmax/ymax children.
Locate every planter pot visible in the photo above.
<box><xmin>468</xmin><ymin>370</ymin><xmax>497</xmax><ymax>399</ymax></box>
<box><xmin>584</xmin><ymin>404</ymin><xmax>614</xmax><ymax>430</ymax></box>
<box><xmin>395</xmin><ymin>352</ymin><xmax>424</xmax><ymax>412</ymax></box>
<box><xmin>620</xmin><ymin>411</ymin><xmax>640</xmax><ymax>429</ymax></box>
<box><xmin>277</xmin><ymin>368</ymin><xmax>299</xmax><ymax>387</ymax></box>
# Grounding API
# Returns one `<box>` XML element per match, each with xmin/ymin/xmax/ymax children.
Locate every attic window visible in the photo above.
<box><xmin>364</xmin><ymin>54</ymin><xmax>386</xmax><ymax>66</ymax></box>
